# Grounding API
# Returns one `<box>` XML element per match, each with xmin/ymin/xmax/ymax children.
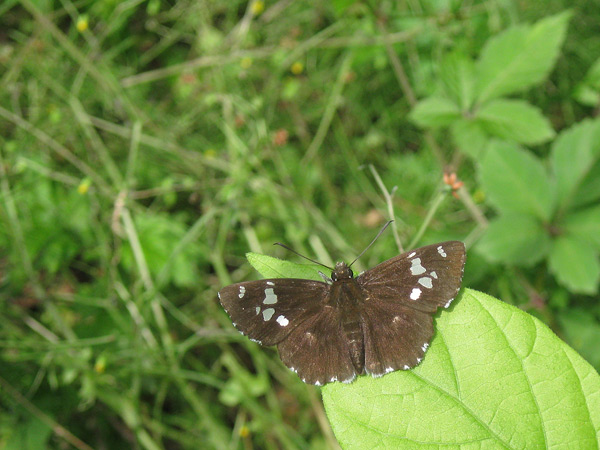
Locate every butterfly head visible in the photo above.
<box><xmin>331</xmin><ymin>262</ymin><xmax>353</xmax><ymax>281</ymax></box>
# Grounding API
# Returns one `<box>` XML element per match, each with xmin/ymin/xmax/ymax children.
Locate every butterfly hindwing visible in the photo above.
<box><xmin>218</xmin><ymin>279</ymin><xmax>328</xmax><ymax>346</ymax></box>
<box><xmin>361</xmin><ymin>301</ymin><xmax>434</xmax><ymax>376</ymax></box>
<box><xmin>277</xmin><ymin>304</ymin><xmax>356</xmax><ymax>386</ymax></box>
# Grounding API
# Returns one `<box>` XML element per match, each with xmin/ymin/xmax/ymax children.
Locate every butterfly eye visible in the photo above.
<box><xmin>348</xmin><ymin>268</ymin><xmax>353</xmax><ymax>278</ymax></box>
<box><xmin>331</xmin><ymin>272</ymin><xmax>338</xmax><ymax>282</ymax></box>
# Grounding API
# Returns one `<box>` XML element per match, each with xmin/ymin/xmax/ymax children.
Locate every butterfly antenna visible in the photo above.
<box><xmin>349</xmin><ymin>220</ymin><xmax>393</xmax><ymax>268</ymax></box>
<box><xmin>273</xmin><ymin>243</ymin><xmax>334</xmax><ymax>271</ymax></box>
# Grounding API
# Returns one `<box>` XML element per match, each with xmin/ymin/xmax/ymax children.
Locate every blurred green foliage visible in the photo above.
<box><xmin>1</xmin><ymin>1</ymin><xmax>600</xmax><ymax>449</ymax></box>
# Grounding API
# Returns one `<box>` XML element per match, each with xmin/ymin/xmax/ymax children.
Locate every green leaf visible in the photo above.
<box><xmin>476</xmin><ymin>99</ymin><xmax>555</xmax><ymax>145</ymax></box>
<box><xmin>477</xmin><ymin>213</ymin><xmax>550</xmax><ymax>266</ymax></box>
<box><xmin>551</xmin><ymin>119</ymin><xmax>600</xmax><ymax>211</ymax></box>
<box><xmin>409</xmin><ymin>97</ymin><xmax>461</xmax><ymax>128</ymax></box>
<box><xmin>573</xmin><ymin>84</ymin><xmax>600</xmax><ymax>107</ymax></box>
<box><xmin>439</xmin><ymin>51</ymin><xmax>476</xmax><ymax>109</ymax></box>
<box><xmin>549</xmin><ymin>236</ymin><xmax>600</xmax><ymax>295</ymax></box>
<box><xmin>574</xmin><ymin>57</ymin><xmax>600</xmax><ymax>106</ymax></box>
<box><xmin>559</xmin><ymin>308</ymin><xmax>600</xmax><ymax>370</ymax></box>
<box><xmin>480</xmin><ymin>141</ymin><xmax>555</xmax><ymax>220</ymax></box>
<box><xmin>562</xmin><ymin>205</ymin><xmax>600</xmax><ymax>251</ymax></box>
<box><xmin>246</xmin><ymin>252</ymin><xmax>324</xmax><ymax>281</ymax></box>
<box><xmin>476</xmin><ymin>11</ymin><xmax>571</xmax><ymax>103</ymax></box>
<box><xmin>323</xmin><ymin>289</ymin><xmax>600</xmax><ymax>449</ymax></box>
<box><xmin>450</xmin><ymin>119</ymin><xmax>489</xmax><ymax>159</ymax></box>
<box><xmin>574</xmin><ymin>159</ymin><xmax>600</xmax><ymax>208</ymax></box>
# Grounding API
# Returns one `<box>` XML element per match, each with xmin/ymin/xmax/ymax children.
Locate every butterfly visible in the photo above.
<box><xmin>218</xmin><ymin>238</ymin><xmax>466</xmax><ymax>386</ymax></box>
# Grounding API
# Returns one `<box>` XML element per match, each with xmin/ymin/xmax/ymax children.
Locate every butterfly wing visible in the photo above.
<box><xmin>277</xmin><ymin>304</ymin><xmax>356</xmax><ymax>386</ymax></box>
<box><xmin>360</xmin><ymin>301</ymin><xmax>434</xmax><ymax>376</ymax></box>
<box><xmin>218</xmin><ymin>279</ymin><xmax>328</xmax><ymax>346</ymax></box>
<box><xmin>357</xmin><ymin>241</ymin><xmax>466</xmax><ymax>376</ymax></box>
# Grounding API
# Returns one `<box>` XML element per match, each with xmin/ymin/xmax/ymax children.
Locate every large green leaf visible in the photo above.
<box><xmin>475</xmin><ymin>12</ymin><xmax>571</xmax><ymax>104</ymax></box>
<box><xmin>476</xmin><ymin>213</ymin><xmax>550</xmax><ymax>266</ymax></box>
<box><xmin>409</xmin><ymin>97</ymin><xmax>462</xmax><ymax>128</ymax></box>
<box><xmin>551</xmin><ymin>119</ymin><xmax>600</xmax><ymax>211</ymax></box>
<box><xmin>549</xmin><ymin>236</ymin><xmax>600</xmax><ymax>295</ymax></box>
<box><xmin>246</xmin><ymin>252</ymin><xmax>324</xmax><ymax>281</ymax></box>
<box><xmin>480</xmin><ymin>141</ymin><xmax>555</xmax><ymax>221</ymax></box>
<box><xmin>476</xmin><ymin>99</ymin><xmax>554</xmax><ymax>145</ymax></box>
<box><xmin>323</xmin><ymin>289</ymin><xmax>600</xmax><ymax>449</ymax></box>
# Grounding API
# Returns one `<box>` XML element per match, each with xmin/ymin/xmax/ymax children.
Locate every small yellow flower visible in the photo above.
<box><xmin>76</xmin><ymin>16</ymin><xmax>89</xmax><ymax>33</ymax></box>
<box><xmin>290</xmin><ymin>61</ymin><xmax>303</xmax><ymax>75</ymax></box>
<box><xmin>240</xmin><ymin>57</ymin><xmax>253</xmax><ymax>69</ymax></box>
<box><xmin>250</xmin><ymin>1</ymin><xmax>264</xmax><ymax>16</ymax></box>
<box><xmin>239</xmin><ymin>425</ymin><xmax>250</xmax><ymax>438</ymax></box>
<box><xmin>77</xmin><ymin>178</ymin><xmax>91</xmax><ymax>195</ymax></box>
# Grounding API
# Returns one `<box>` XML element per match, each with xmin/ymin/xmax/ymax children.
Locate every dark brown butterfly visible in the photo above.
<box><xmin>219</xmin><ymin>239</ymin><xmax>466</xmax><ymax>386</ymax></box>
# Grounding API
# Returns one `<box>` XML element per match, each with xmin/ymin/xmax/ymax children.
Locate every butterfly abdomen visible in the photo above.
<box><xmin>342</xmin><ymin>317</ymin><xmax>365</xmax><ymax>373</ymax></box>
<box><xmin>334</xmin><ymin>279</ymin><xmax>367</xmax><ymax>374</ymax></box>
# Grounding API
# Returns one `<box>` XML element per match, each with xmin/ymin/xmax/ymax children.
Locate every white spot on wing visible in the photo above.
<box><xmin>276</xmin><ymin>315</ymin><xmax>289</xmax><ymax>326</ymax></box>
<box><xmin>408</xmin><ymin>251</ymin><xmax>416</xmax><ymax>258</ymax></box>
<box><xmin>255</xmin><ymin>306</ymin><xmax>260</xmax><ymax>315</ymax></box>
<box><xmin>385</xmin><ymin>367</ymin><xmax>394</xmax><ymax>374</ymax></box>
<box><xmin>417</xmin><ymin>357</ymin><xmax>422</xmax><ymax>363</ymax></box>
<box><xmin>410</xmin><ymin>257</ymin><xmax>426</xmax><ymax>275</ymax></box>
<box><xmin>263</xmin><ymin>288</ymin><xmax>278</xmax><ymax>305</ymax></box>
<box><xmin>410</xmin><ymin>287</ymin><xmax>421</xmax><ymax>300</ymax></box>
<box><xmin>418</xmin><ymin>276</ymin><xmax>433</xmax><ymax>289</ymax></box>
<box><xmin>217</xmin><ymin>292</ymin><xmax>221</xmax><ymax>299</ymax></box>
<box><xmin>262</xmin><ymin>307</ymin><xmax>275</xmax><ymax>321</ymax></box>
<box><xmin>430</xmin><ymin>271</ymin><xmax>438</xmax><ymax>279</ymax></box>
<box><xmin>437</xmin><ymin>245</ymin><xmax>447</xmax><ymax>257</ymax></box>
<box><xmin>342</xmin><ymin>376</ymin><xmax>355</xmax><ymax>383</ymax></box>
<box><xmin>238</xmin><ymin>286</ymin><xmax>246</xmax><ymax>298</ymax></box>
<box><xmin>330</xmin><ymin>376</ymin><xmax>338</xmax><ymax>382</ymax></box>
<box><xmin>314</xmin><ymin>381</ymin><xmax>322</xmax><ymax>386</ymax></box>
<box><xmin>445</xmin><ymin>298</ymin><xmax>454</xmax><ymax>308</ymax></box>
<box><xmin>422</xmin><ymin>342</ymin><xmax>429</xmax><ymax>352</ymax></box>
<box><xmin>266</xmin><ymin>281</ymin><xmax>274</xmax><ymax>286</ymax></box>
<box><xmin>403</xmin><ymin>365</ymin><xmax>410</xmax><ymax>370</ymax></box>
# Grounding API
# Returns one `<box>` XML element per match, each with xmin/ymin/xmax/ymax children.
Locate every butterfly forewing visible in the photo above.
<box><xmin>218</xmin><ymin>279</ymin><xmax>328</xmax><ymax>346</ymax></box>
<box><xmin>357</xmin><ymin>241</ymin><xmax>466</xmax><ymax>312</ymax></box>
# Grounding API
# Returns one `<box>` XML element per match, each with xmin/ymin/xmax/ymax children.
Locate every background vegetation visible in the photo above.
<box><xmin>1</xmin><ymin>0</ymin><xmax>599</xmax><ymax>449</ymax></box>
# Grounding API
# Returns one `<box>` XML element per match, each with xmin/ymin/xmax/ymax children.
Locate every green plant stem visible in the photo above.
<box><xmin>408</xmin><ymin>188</ymin><xmax>448</xmax><ymax>250</ymax></box>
